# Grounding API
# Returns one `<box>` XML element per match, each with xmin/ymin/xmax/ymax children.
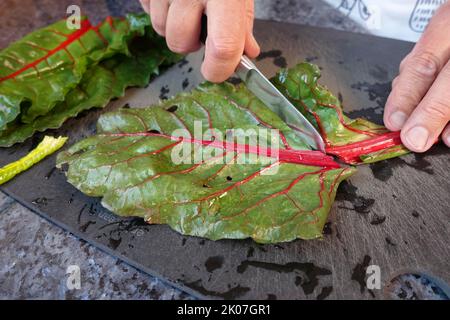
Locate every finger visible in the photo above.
<box><xmin>443</xmin><ymin>123</ymin><xmax>450</xmax><ymax>147</ymax></box>
<box><xmin>244</xmin><ymin>0</ymin><xmax>260</xmax><ymax>58</ymax></box>
<box><xmin>384</xmin><ymin>3</ymin><xmax>450</xmax><ymax>131</ymax></box>
<box><xmin>400</xmin><ymin>61</ymin><xmax>450</xmax><ymax>152</ymax></box>
<box><xmin>165</xmin><ymin>0</ymin><xmax>203</xmax><ymax>54</ymax></box>
<box><xmin>140</xmin><ymin>0</ymin><xmax>151</xmax><ymax>14</ymax></box>
<box><xmin>384</xmin><ymin>52</ymin><xmax>441</xmax><ymax>132</ymax></box>
<box><xmin>150</xmin><ymin>0</ymin><xmax>170</xmax><ymax>36</ymax></box>
<box><xmin>391</xmin><ymin>75</ymin><xmax>400</xmax><ymax>89</ymax></box>
<box><xmin>202</xmin><ymin>0</ymin><xmax>246</xmax><ymax>82</ymax></box>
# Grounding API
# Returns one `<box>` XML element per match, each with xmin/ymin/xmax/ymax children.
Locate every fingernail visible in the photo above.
<box><xmin>405</xmin><ymin>126</ymin><xmax>429</xmax><ymax>151</ymax></box>
<box><xmin>389</xmin><ymin>111</ymin><xmax>407</xmax><ymax>129</ymax></box>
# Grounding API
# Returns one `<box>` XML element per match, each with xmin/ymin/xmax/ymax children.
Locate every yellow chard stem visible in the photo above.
<box><xmin>0</xmin><ymin>136</ymin><xmax>67</xmax><ymax>185</ymax></box>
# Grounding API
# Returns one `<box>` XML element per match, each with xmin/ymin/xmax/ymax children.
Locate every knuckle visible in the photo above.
<box><xmin>246</xmin><ymin>6</ymin><xmax>255</xmax><ymax>19</ymax></box>
<box><xmin>391</xmin><ymin>76</ymin><xmax>400</xmax><ymax>88</ymax></box>
<box><xmin>391</xmin><ymin>86</ymin><xmax>422</xmax><ymax>107</ymax></box>
<box><xmin>408</xmin><ymin>51</ymin><xmax>441</xmax><ymax>78</ymax></box>
<box><xmin>209</xmin><ymin>38</ymin><xmax>241</xmax><ymax>61</ymax></box>
<box><xmin>399</xmin><ymin>96</ymin><xmax>419</xmax><ymax>110</ymax></box>
<box><xmin>399</xmin><ymin>53</ymin><xmax>412</xmax><ymax>72</ymax></box>
<box><xmin>421</xmin><ymin>100</ymin><xmax>450</xmax><ymax>119</ymax></box>
<box><xmin>187</xmin><ymin>0</ymin><xmax>203</xmax><ymax>10</ymax></box>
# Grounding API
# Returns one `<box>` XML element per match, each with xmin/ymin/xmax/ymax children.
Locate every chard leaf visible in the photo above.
<box><xmin>57</xmin><ymin>82</ymin><xmax>355</xmax><ymax>243</ymax></box>
<box><xmin>0</xmin><ymin>32</ymin><xmax>180</xmax><ymax>147</ymax></box>
<box><xmin>272</xmin><ymin>63</ymin><xmax>409</xmax><ymax>163</ymax></box>
<box><xmin>0</xmin><ymin>14</ymin><xmax>150</xmax><ymax>130</ymax></box>
<box><xmin>0</xmin><ymin>14</ymin><xmax>181</xmax><ymax>147</ymax></box>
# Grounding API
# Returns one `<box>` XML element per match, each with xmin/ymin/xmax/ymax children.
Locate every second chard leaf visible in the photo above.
<box><xmin>272</xmin><ymin>63</ymin><xmax>409</xmax><ymax>164</ymax></box>
<box><xmin>0</xmin><ymin>14</ymin><xmax>181</xmax><ymax>147</ymax></box>
<box><xmin>0</xmin><ymin>14</ymin><xmax>149</xmax><ymax>130</ymax></box>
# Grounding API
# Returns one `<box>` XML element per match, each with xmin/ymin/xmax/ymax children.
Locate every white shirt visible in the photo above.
<box><xmin>323</xmin><ymin>0</ymin><xmax>447</xmax><ymax>42</ymax></box>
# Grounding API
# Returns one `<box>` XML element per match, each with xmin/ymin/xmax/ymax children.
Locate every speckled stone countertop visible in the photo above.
<box><xmin>2</xmin><ymin>0</ymin><xmax>437</xmax><ymax>300</ymax></box>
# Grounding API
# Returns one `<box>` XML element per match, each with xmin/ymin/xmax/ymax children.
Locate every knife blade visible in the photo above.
<box><xmin>235</xmin><ymin>56</ymin><xmax>326</xmax><ymax>152</ymax></box>
<box><xmin>199</xmin><ymin>15</ymin><xmax>325</xmax><ymax>152</ymax></box>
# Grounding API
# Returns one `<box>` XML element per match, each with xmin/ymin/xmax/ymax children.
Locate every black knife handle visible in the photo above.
<box><xmin>200</xmin><ymin>14</ymin><xmax>207</xmax><ymax>45</ymax></box>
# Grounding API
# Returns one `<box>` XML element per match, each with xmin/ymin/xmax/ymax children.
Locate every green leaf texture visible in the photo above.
<box><xmin>0</xmin><ymin>15</ymin><xmax>148</xmax><ymax>128</ymax></box>
<box><xmin>57</xmin><ymin>82</ymin><xmax>355</xmax><ymax>243</ymax></box>
<box><xmin>272</xmin><ymin>63</ymin><xmax>409</xmax><ymax>163</ymax></box>
<box><xmin>0</xmin><ymin>13</ymin><xmax>181</xmax><ymax>146</ymax></box>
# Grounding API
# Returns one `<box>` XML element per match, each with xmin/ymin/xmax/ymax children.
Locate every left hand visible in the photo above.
<box><xmin>384</xmin><ymin>2</ymin><xmax>450</xmax><ymax>152</ymax></box>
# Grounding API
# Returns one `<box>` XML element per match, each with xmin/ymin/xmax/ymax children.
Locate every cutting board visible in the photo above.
<box><xmin>1</xmin><ymin>20</ymin><xmax>449</xmax><ymax>300</ymax></box>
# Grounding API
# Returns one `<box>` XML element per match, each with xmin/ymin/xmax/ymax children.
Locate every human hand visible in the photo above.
<box><xmin>384</xmin><ymin>3</ymin><xmax>450</xmax><ymax>152</ymax></box>
<box><xmin>139</xmin><ymin>0</ymin><xmax>260</xmax><ymax>83</ymax></box>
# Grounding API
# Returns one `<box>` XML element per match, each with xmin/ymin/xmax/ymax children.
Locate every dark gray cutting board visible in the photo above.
<box><xmin>1</xmin><ymin>20</ymin><xmax>449</xmax><ymax>300</ymax></box>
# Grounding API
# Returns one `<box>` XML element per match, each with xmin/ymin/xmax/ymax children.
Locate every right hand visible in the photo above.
<box><xmin>139</xmin><ymin>0</ymin><xmax>260</xmax><ymax>83</ymax></box>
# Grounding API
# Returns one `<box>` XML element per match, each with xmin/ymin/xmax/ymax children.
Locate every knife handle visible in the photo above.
<box><xmin>200</xmin><ymin>14</ymin><xmax>208</xmax><ymax>45</ymax></box>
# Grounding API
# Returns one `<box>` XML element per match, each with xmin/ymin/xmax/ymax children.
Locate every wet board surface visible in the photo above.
<box><xmin>1</xmin><ymin>20</ymin><xmax>449</xmax><ymax>300</ymax></box>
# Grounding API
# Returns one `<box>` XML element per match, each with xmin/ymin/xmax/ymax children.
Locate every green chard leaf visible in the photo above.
<box><xmin>272</xmin><ymin>63</ymin><xmax>409</xmax><ymax>164</ymax></box>
<box><xmin>0</xmin><ymin>14</ymin><xmax>181</xmax><ymax>147</ymax></box>
<box><xmin>56</xmin><ymin>62</ymin><xmax>412</xmax><ymax>243</ymax></box>
<box><xmin>0</xmin><ymin>14</ymin><xmax>150</xmax><ymax>129</ymax></box>
<box><xmin>57</xmin><ymin>82</ymin><xmax>355</xmax><ymax>243</ymax></box>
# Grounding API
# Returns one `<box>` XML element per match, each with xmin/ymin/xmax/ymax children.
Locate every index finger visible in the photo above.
<box><xmin>383</xmin><ymin>3</ymin><xmax>450</xmax><ymax>131</ymax></box>
<box><xmin>201</xmin><ymin>0</ymin><xmax>246</xmax><ymax>82</ymax></box>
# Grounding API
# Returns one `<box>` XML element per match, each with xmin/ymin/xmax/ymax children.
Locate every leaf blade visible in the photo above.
<box><xmin>0</xmin><ymin>14</ymin><xmax>151</xmax><ymax>130</ymax></box>
<box><xmin>0</xmin><ymin>15</ymin><xmax>181</xmax><ymax>147</ymax></box>
<box><xmin>57</xmin><ymin>81</ymin><xmax>354</xmax><ymax>243</ymax></box>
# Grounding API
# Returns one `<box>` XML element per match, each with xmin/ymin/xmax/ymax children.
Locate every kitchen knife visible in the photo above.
<box><xmin>200</xmin><ymin>16</ymin><xmax>326</xmax><ymax>152</ymax></box>
<box><xmin>235</xmin><ymin>56</ymin><xmax>326</xmax><ymax>152</ymax></box>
